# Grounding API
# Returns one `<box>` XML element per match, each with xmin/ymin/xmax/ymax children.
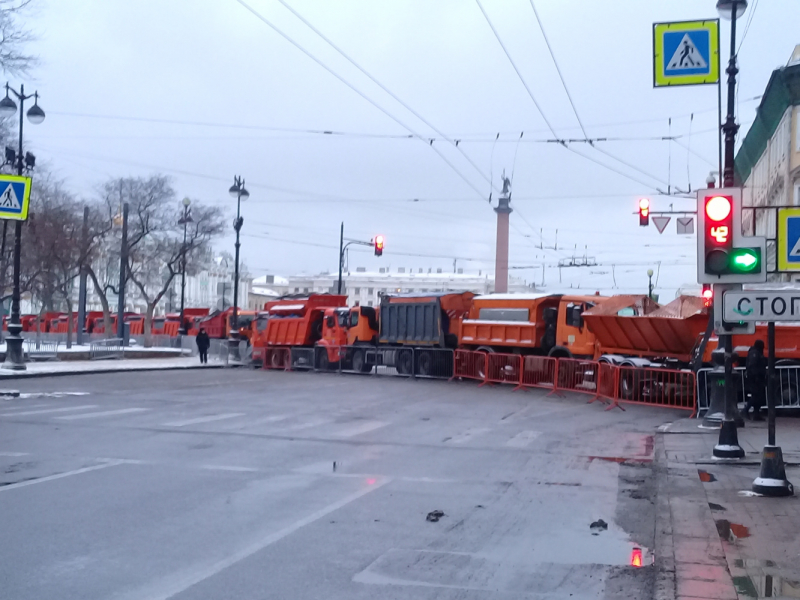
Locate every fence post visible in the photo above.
<box><xmin>513</xmin><ymin>354</ymin><xmax>524</xmax><ymax>391</ymax></box>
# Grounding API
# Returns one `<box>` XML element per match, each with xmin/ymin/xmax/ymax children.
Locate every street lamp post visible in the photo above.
<box><xmin>713</xmin><ymin>0</ymin><xmax>747</xmax><ymax>459</ymax></box>
<box><xmin>178</xmin><ymin>197</ymin><xmax>192</xmax><ymax>334</ymax></box>
<box><xmin>647</xmin><ymin>269</ymin><xmax>654</xmax><ymax>300</ymax></box>
<box><xmin>0</xmin><ymin>83</ymin><xmax>45</xmax><ymax>370</ymax></box>
<box><xmin>228</xmin><ymin>176</ymin><xmax>248</xmax><ymax>343</ymax></box>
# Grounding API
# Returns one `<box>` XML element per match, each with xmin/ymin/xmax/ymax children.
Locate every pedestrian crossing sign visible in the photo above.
<box><xmin>777</xmin><ymin>208</ymin><xmax>800</xmax><ymax>272</ymax></box>
<box><xmin>0</xmin><ymin>174</ymin><xmax>31</xmax><ymax>221</ymax></box>
<box><xmin>653</xmin><ymin>20</ymin><xmax>719</xmax><ymax>87</ymax></box>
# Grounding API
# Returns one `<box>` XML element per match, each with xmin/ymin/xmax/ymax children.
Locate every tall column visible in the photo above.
<box><xmin>494</xmin><ymin>176</ymin><xmax>512</xmax><ymax>294</ymax></box>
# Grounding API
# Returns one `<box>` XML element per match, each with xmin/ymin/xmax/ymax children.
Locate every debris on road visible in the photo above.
<box><xmin>589</xmin><ymin>519</ymin><xmax>608</xmax><ymax>535</ymax></box>
<box><xmin>426</xmin><ymin>510</ymin><xmax>445</xmax><ymax>522</ymax></box>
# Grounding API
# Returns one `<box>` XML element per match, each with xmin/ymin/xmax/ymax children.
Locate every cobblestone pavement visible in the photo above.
<box><xmin>657</xmin><ymin>415</ymin><xmax>800</xmax><ymax>599</ymax></box>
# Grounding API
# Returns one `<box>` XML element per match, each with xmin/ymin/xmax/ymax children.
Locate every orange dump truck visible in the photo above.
<box><xmin>252</xmin><ymin>294</ymin><xmax>348</xmax><ymax>367</ymax></box>
<box><xmin>458</xmin><ymin>293</ymin><xmax>615</xmax><ymax>358</ymax></box>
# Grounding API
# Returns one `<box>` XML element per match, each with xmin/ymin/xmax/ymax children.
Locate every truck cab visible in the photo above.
<box><xmin>317</xmin><ymin>305</ymin><xmax>379</xmax><ymax>371</ymax></box>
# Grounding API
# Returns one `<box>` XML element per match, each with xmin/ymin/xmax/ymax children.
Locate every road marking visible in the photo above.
<box><xmin>120</xmin><ymin>478</ymin><xmax>390</xmax><ymax>600</ymax></box>
<box><xmin>0</xmin><ymin>404</ymin><xmax>98</xmax><ymax>417</ymax></box>
<box><xmin>56</xmin><ymin>408</ymin><xmax>149</xmax><ymax>421</ymax></box>
<box><xmin>200</xmin><ymin>465</ymin><xmax>259</xmax><ymax>473</ymax></box>
<box><xmin>505</xmin><ymin>430</ymin><xmax>541</xmax><ymax>448</ymax></box>
<box><xmin>0</xmin><ymin>451</ymin><xmax>29</xmax><ymax>457</ymax></box>
<box><xmin>162</xmin><ymin>413</ymin><xmax>245</xmax><ymax>427</ymax></box>
<box><xmin>446</xmin><ymin>428</ymin><xmax>491</xmax><ymax>444</ymax></box>
<box><xmin>0</xmin><ymin>403</ymin><xmax>52</xmax><ymax>411</ymax></box>
<box><xmin>333</xmin><ymin>421</ymin><xmax>388</xmax><ymax>438</ymax></box>
<box><xmin>19</xmin><ymin>391</ymin><xmax>90</xmax><ymax>399</ymax></box>
<box><xmin>0</xmin><ymin>460</ymin><xmax>124</xmax><ymax>492</ymax></box>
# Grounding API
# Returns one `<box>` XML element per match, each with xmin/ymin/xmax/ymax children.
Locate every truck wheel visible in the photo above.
<box><xmin>416</xmin><ymin>351</ymin><xmax>433</xmax><ymax>376</ymax></box>
<box><xmin>317</xmin><ymin>350</ymin><xmax>330</xmax><ymax>371</ymax></box>
<box><xmin>270</xmin><ymin>351</ymin><xmax>283</xmax><ymax>369</ymax></box>
<box><xmin>619</xmin><ymin>369</ymin><xmax>642</xmax><ymax>400</ymax></box>
<box><xmin>396</xmin><ymin>350</ymin><xmax>412</xmax><ymax>375</ymax></box>
<box><xmin>352</xmin><ymin>349</ymin><xmax>370</xmax><ymax>373</ymax></box>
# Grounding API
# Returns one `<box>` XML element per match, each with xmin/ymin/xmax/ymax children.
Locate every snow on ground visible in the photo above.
<box><xmin>0</xmin><ymin>356</ymin><xmax>224</xmax><ymax>378</ymax></box>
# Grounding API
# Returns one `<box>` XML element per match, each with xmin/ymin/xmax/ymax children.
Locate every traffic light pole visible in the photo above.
<box><xmin>712</xmin><ymin>5</ymin><xmax>744</xmax><ymax>459</ymax></box>
<box><xmin>336</xmin><ymin>223</ymin><xmax>382</xmax><ymax>295</ymax></box>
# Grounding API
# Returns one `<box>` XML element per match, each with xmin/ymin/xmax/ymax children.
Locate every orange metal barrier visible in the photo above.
<box><xmin>516</xmin><ymin>355</ymin><xmax>558</xmax><ymax>392</ymax></box>
<box><xmin>484</xmin><ymin>353</ymin><xmax>521</xmax><ymax>386</ymax></box>
<box><xmin>164</xmin><ymin>321</ymin><xmax>180</xmax><ymax>336</ymax></box>
<box><xmin>595</xmin><ymin>361</ymin><xmax>618</xmax><ymax>405</ymax></box>
<box><xmin>556</xmin><ymin>357</ymin><xmax>599</xmax><ymax>398</ymax></box>
<box><xmin>454</xmin><ymin>349</ymin><xmax>486</xmax><ymax>382</ymax></box>
<box><xmin>608</xmin><ymin>366</ymin><xmax>695</xmax><ymax>412</ymax></box>
<box><xmin>263</xmin><ymin>347</ymin><xmax>291</xmax><ymax>370</ymax></box>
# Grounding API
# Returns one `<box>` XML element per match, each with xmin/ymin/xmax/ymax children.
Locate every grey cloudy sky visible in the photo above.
<box><xmin>18</xmin><ymin>0</ymin><xmax>800</xmax><ymax>298</ymax></box>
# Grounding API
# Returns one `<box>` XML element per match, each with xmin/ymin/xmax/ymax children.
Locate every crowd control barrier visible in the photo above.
<box><xmin>517</xmin><ymin>355</ymin><xmax>558</xmax><ymax>392</ymax></box>
<box><xmin>259</xmin><ymin>345</ymin><xmax>699</xmax><ymax>413</ymax></box>
<box><xmin>695</xmin><ymin>365</ymin><xmax>800</xmax><ymax>418</ymax></box>
<box><xmin>263</xmin><ymin>347</ymin><xmax>291</xmax><ymax>370</ymax></box>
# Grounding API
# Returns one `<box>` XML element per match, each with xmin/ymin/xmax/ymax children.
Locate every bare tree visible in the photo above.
<box><xmin>0</xmin><ymin>0</ymin><xmax>36</xmax><ymax>75</ymax></box>
<box><xmin>92</xmin><ymin>175</ymin><xmax>225</xmax><ymax>346</ymax></box>
<box><xmin>127</xmin><ymin>203</ymin><xmax>224</xmax><ymax>346</ymax></box>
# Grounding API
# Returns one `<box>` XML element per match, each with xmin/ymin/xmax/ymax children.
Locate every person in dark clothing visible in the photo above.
<box><xmin>745</xmin><ymin>339</ymin><xmax>766</xmax><ymax>420</ymax></box>
<box><xmin>196</xmin><ymin>328</ymin><xmax>210</xmax><ymax>364</ymax></box>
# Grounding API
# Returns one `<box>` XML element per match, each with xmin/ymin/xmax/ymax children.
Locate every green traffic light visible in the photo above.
<box><xmin>729</xmin><ymin>248</ymin><xmax>760</xmax><ymax>273</ymax></box>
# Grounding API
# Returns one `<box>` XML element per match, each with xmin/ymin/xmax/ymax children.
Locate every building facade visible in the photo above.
<box><xmin>250</xmin><ymin>268</ymin><xmax>536</xmax><ymax>309</ymax></box>
<box><xmin>737</xmin><ymin>45</ymin><xmax>800</xmax><ymax>277</ymax></box>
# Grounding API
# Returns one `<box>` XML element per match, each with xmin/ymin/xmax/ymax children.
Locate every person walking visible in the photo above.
<box><xmin>196</xmin><ymin>327</ymin><xmax>210</xmax><ymax>365</ymax></box>
<box><xmin>745</xmin><ymin>339</ymin><xmax>766</xmax><ymax>421</ymax></box>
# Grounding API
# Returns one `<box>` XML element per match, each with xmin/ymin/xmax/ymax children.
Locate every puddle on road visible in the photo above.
<box><xmin>708</xmin><ymin>502</ymin><xmax>727</xmax><ymax>512</ymax></box>
<box><xmin>698</xmin><ymin>469</ymin><xmax>717</xmax><ymax>482</ymax></box>
<box><xmin>715</xmin><ymin>519</ymin><xmax>750</xmax><ymax>541</ymax></box>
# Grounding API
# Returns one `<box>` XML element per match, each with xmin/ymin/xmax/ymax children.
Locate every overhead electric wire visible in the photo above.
<box><xmin>273</xmin><ymin>0</ymin><xmax>499</xmax><ymax>194</ymax></box>
<box><xmin>474</xmin><ymin>0</ymin><xmax>558</xmax><ymax>139</ymax></box>
<box><xmin>232</xmin><ymin>0</ymin><xmax>489</xmax><ymax>202</ymax></box>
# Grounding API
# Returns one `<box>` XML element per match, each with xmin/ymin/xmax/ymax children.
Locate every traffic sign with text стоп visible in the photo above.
<box><xmin>723</xmin><ymin>290</ymin><xmax>800</xmax><ymax>323</ymax></box>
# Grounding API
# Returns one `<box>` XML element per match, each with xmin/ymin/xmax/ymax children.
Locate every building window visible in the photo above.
<box><xmin>354</xmin><ymin>287</ymin><xmax>360</xmax><ymax>294</ymax></box>
<box><xmin>294</xmin><ymin>287</ymin><xmax>300</xmax><ymax>293</ymax></box>
<box><xmin>303</xmin><ymin>288</ymin><xmax>309</xmax><ymax>293</ymax></box>
<box><xmin>368</xmin><ymin>301</ymin><xmax>373</xmax><ymax>306</ymax></box>
<box><xmin>368</xmin><ymin>288</ymin><xmax>373</xmax><ymax>294</ymax></box>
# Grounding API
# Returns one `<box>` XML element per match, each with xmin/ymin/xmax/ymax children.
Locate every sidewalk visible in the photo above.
<box><xmin>0</xmin><ymin>356</ymin><xmax>227</xmax><ymax>379</ymax></box>
<box><xmin>657</xmin><ymin>415</ymin><xmax>800</xmax><ymax>599</ymax></box>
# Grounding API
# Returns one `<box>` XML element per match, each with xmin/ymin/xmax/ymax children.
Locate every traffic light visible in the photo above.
<box><xmin>638</xmin><ymin>198</ymin><xmax>650</xmax><ymax>227</ymax></box>
<box><xmin>702</xmin><ymin>284</ymin><xmax>713</xmax><ymax>308</ymax></box>
<box><xmin>374</xmin><ymin>234</ymin><xmax>384</xmax><ymax>256</ymax></box>
<box><xmin>696</xmin><ymin>187</ymin><xmax>766</xmax><ymax>284</ymax></box>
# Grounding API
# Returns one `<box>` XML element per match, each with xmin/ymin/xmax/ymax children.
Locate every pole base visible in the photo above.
<box><xmin>713</xmin><ymin>419</ymin><xmax>744</xmax><ymax>459</ymax></box>
<box><xmin>701</xmin><ymin>411</ymin><xmax>724</xmax><ymax>428</ymax></box>
<box><xmin>2</xmin><ymin>332</ymin><xmax>26</xmax><ymax>371</ymax></box>
<box><xmin>752</xmin><ymin>446</ymin><xmax>794</xmax><ymax>497</ymax></box>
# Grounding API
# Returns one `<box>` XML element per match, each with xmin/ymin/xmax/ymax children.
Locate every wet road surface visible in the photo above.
<box><xmin>0</xmin><ymin>369</ymin><xmax>679</xmax><ymax>599</ymax></box>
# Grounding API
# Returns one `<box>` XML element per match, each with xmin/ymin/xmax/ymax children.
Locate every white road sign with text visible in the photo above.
<box><xmin>723</xmin><ymin>290</ymin><xmax>800</xmax><ymax>322</ymax></box>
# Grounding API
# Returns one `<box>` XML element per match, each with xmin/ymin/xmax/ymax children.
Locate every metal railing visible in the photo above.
<box><xmin>89</xmin><ymin>338</ymin><xmax>125</xmax><ymax>360</ymax></box>
<box><xmin>696</xmin><ymin>365</ymin><xmax>800</xmax><ymax>417</ymax></box>
<box><xmin>22</xmin><ymin>339</ymin><xmax>60</xmax><ymax>361</ymax></box>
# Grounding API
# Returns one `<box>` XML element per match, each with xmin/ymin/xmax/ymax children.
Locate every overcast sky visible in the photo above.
<box><xmin>17</xmin><ymin>0</ymin><xmax>800</xmax><ymax>299</ymax></box>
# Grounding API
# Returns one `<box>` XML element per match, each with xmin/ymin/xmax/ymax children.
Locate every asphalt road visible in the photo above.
<box><xmin>0</xmin><ymin>368</ymin><xmax>680</xmax><ymax>599</ymax></box>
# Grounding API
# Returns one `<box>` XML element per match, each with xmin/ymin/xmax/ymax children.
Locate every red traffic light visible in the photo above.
<box><xmin>630</xmin><ymin>547</ymin><xmax>643</xmax><ymax>568</ymax></box>
<box><xmin>702</xmin><ymin>284</ymin><xmax>713</xmax><ymax>308</ymax></box>
<box><xmin>638</xmin><ymin>198</ymin><xmax>650</xmax><ymax>227</ymax></box>
<box><xmin>705</xmin><ymin>195</ymin><xmax>731</xmax><ymax>222</ymax></box>
<box><xmin>374</xmin><ymin>234</ymin><xmax>384</xmax><ymax>256</ymax></box>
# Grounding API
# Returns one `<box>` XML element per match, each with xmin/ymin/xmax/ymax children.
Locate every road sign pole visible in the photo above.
<box><xmin>752</xmin><ymin>322</ymin><xmax>794</xmax><ymax>496</ymax></box>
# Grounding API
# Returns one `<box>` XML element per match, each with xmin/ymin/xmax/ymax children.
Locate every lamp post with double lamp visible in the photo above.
<box><xmin>0</xmin><ymin>83</ymin><xmax>45</xmax><ymax>370</ymax></box>
<box><xmin>227</xmin><ymin>176</ymin><xmax>248</xmax><ymax>348</ymax></box>
<box><xmin>647</xmin><ymin>269</ymin><xmax>654</xmax><ymax>300</ymax></box>
<box><xmin>178</xmin><ymin>197</ymin><xmax>192</xmax><ymax>334</ymax></box>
